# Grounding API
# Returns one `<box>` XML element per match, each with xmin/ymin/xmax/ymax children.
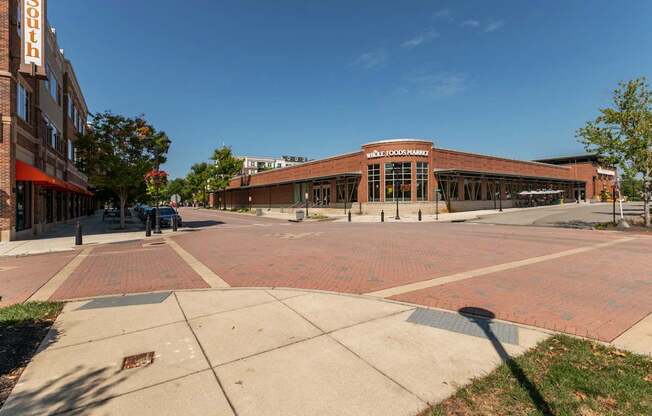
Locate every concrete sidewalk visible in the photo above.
<box><xmin>0</xmin><ymin>213</ymin><xmax>180</xmax><ymax>257</ymax></box>
<box><xmin>1</xmin><ymin>288</ymin><xmax>550</xmax><ymax>416</ymax></box>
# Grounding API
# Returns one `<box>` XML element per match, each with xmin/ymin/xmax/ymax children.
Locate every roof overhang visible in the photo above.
<box><xmin>229</xmin><ymin>172</ymin><xmax>362</xmax><ymax>190</ymax></box>
<box><xmin>433</xmin><ymin>168</ymin><xmax>584</xmax><ymax>184</ymax></box>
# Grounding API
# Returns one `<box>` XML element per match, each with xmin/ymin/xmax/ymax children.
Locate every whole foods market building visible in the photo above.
<box><xmin>216</xmin><ymin>139</ymin><xmax>615</xmax><ymax>214</ymax></box>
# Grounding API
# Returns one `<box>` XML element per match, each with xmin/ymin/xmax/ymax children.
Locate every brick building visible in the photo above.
<box><xmin>215</xmin><ymin>139</ymin><xmax>615</xmax><ymax>214</ymax></box>
<box><xmin>1</xmin><ymin>0</ymin><xmax>92</xmax><ymax>241</ymax></box>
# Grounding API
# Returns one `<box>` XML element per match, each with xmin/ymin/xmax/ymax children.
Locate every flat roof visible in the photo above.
<box><xmin>532</xmin><ymin>154</ymin><xmax>599</xmax><ymax>164</ymax></box>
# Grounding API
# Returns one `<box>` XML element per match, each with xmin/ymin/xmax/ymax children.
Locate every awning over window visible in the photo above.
<box><xmin>16</xmin><ymin>160</ymin><xmax>93</xmax><ymax>196</ymax></box>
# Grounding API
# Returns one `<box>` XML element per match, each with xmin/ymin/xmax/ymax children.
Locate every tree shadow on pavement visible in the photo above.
<box><xmin>458</xmin><ymin>306</ymin><xmax>555</xmax><ymax>416</ymax></box>
<box><xmin>181</xmin><ymin>220</ymin><xmax>224</xmax><ymax>229</ymax></box>
<box><xmin>1</xmin><ymin>364</ymin><xmax>129</xmax><ymax>415</ymax></box>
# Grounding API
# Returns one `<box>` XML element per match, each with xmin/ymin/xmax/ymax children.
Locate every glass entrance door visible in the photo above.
<box><xmin>312</xmin><ymin>184</ymin><xmax>331</xmax><ymax>206</ymax></box>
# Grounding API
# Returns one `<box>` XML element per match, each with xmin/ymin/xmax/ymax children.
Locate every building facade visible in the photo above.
<box><xmin>1</xmin><ymin>0</ymin><xmax>92</xmax><ymax>241</ymax></box>
<box><xmin>217</xmin><ymin>139</ymin><xmax>615</xmax><ymax>214</ymax></box>
<box><xmin>238</xmin><ymin>155</ymin><xmax>308</xmax><ymax>176</ymax></box>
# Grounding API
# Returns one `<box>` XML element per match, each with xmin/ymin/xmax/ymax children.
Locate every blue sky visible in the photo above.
<box><xmin>49</xmin><ymin>1</ymin><xmax>652</xmax><ymax>178</ymax></box>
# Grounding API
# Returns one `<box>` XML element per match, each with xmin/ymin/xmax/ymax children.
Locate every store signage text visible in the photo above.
<box><xmin>21</xmin><ymin>0</ymin><xmax>46</xmax><ymax>76</ymax></box>
<box><xmin>366</xmin><ymin>149</ymin><xmax>429</xmax><ymax>159</ymax></box>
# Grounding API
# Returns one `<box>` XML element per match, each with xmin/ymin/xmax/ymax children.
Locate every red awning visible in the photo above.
<box><xmin>16</xmin><ymin>160</ymin><xmax>93</xmax><ymax>196</ymax></box>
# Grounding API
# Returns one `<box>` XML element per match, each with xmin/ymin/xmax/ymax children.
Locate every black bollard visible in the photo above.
<box><xmin>172</xmin><ymin>215</ymin><xmax>178</xmax><ymax>232</ymax></box>
<box><xmin>75</xmin><ymin>221</ymin><xmax>82</xmax><ymax>245</ymax></box>
<box><xmin>418</xmin><ymin>209</ymin><xmax>422</xmax><ymax>221</ymax></box>
<box><xmin>348</xmin><ymin>211</ymin><xmax>351</xmax><ymax>222</ymax></box>
<box><xmin>381</xmin><ymin>210</ymin><xmax>384</xmax><ymax>222</ymax></box>
<box><xmin>145</xmin><ymin>217</ymin><xmax>152</xmax><ymax>237</ymax></box>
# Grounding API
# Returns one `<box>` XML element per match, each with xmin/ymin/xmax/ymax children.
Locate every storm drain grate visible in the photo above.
<box><xmin>78</xmin><ymin>292</ymin><xmax>171</xmax><ymax>310</ymax></box>
<box><xmin>121</xmin><ymin>351</ymin><xmax>155</xmax><ymax>370</ymax></box>
<box><xmin>407</xmin><ymin>308</ymin><xmax>519</xmax><ymax>345</ymax></box>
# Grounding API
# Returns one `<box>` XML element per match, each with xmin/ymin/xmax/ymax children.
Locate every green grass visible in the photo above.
<box><xmin>1</xmin><ymin>301</ymin><xmax>63</xmax><ymax>406</ymax></box>
<box><xmin>430</xmin><ymin>335</ymin><xmax>652</xmax><ymax>416</ymax></box>
<box><xmin>0</xmin><ymin>301</ymin><xmax>63</xmax><ymax>324</ymax></box>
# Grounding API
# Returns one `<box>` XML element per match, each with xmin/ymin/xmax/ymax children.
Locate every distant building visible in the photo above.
<box><xmin>238</xmin><ymin>155</ymin><xmax>309</xmax><ymax>175</ymax></box>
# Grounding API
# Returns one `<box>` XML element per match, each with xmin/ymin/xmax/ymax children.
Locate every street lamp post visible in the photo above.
<box><xmin>499</xmin><ymin>181</ymin><xmax>503</xmax><ymax>212</ymax></box>
<box><xmin>393</xmin><ymin>165</ymin><xmax>400</xmax><ymax>220</ymax></box>
<box><xmin>305</xmin><ymin>191</ymin><xmax>309</xmax><ymax>217</ymax></box>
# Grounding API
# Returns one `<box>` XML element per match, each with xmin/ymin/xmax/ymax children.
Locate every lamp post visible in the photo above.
<box><xmin>305</xmin><ymin>191</ymin><xmax>309</xmax><ymax>217</ymax></box>
<box><xmin>393</xmin><ymin>164</ymin><xmax>400</xmax><ymax>220</ymax></box>
<box><xmin>499</xmin><ymin>181</ymin><xmax>503</xmax><ymax>212</ymax></box>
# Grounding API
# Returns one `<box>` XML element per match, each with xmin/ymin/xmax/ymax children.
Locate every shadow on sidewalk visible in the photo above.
<box><xmin>458</xmin><ymin>306</ymin><xmax>555</xmax><ymax>416</ymax></box>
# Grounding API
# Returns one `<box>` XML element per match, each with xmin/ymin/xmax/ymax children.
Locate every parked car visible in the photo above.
<box><xmin>138</xmin><ymin>205</ymin><xmax>152</xmax><ymax>221</ymax></box>
<box><xmin>148</xmin><ymin>206</ymin><xmax>182</xmax><ymax>228</ymax></box>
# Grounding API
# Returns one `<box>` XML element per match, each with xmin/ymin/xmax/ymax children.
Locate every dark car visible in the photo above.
<box><xmin>148</xmin><ymin>206</ymin><xmax>182</xmax><ymax>228</ymax></box>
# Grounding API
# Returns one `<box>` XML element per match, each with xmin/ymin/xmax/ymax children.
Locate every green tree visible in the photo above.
<box><xmin>209</xmin><ymin>146</ymin><xmax>243</xmax><ymax>207</ymax></box>
<box><xmin>620</xmin><ymin>172</ymin><xmax>643</xmax><ymax>200</ymax></box>
<box><xmin>76</xmin><ymin>112</ymin><xmax>171</xmax><ymax>228</ymax></box>
<box><xmin>164</xmin><ymin>178</ymin><xmax>191</xmax><ymax>202</ymax></box>
<box><xmin>577</xmin><ymin>78</ymin><xmax>652</xmax><ymax>227</ymax></box>
<box><xmin>186</xmin><ymin>162</ymin><xmax>212</xmax><ymax>205</ymax></box>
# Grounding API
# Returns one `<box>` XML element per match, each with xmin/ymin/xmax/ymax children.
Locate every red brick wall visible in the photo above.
<box><xmin>0</xmin><ymin>0</ymin><xmax>17</xmax><ymax>239</ymax></box>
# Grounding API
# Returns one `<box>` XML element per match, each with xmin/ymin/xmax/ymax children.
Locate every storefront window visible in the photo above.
<box><xmin>16</xmin><ymin>181</ymin><xmax>32</xmax><ymax>231</ymax></box>
<box><xmin>385</xmin><ymin>162</ymin><xmax>411</xmax><ymax>202</ymax></box>
<box><xmin>46</xmin><ymin>189</ymin><xmax>54</xmax><ymax>223</ymax></box>
<box><xmin>367</xmin><ymin>164</ymin><xmax>380</xmax><ymax>202</ymax></box>
<box><xmin>486</xmin><ymin>181</ymin><xmax>496</xmax><ymax>200</ymax></box>
<box><xmin>336</xmin><ymin>178</ymin><xmax>359</xmax><ymax>203</ymax></box>
<box><xmin>463</xmin><ymin>178</ymin><xmax>481</xmax><ymax>200</ymax></box>
<box><xmin>416</xmin><ymin>162</ymin><xmax>428</xmax><ymax>201</ymax></box>
<box><xmin>438</xmin><ymin>176</ymin><xmax>459</xmax><ymax>201</ymax></box>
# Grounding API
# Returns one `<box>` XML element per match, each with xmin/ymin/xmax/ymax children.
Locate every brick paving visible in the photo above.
<box><xmin>0</xmin><ymin>251</ymin><xmax>78</xmax><ymax>307</ymax></box>
<box><xmin>1</xmin><ymin>207</ymin><xmax>650</xmax><ymax>342</ymax></box>
<box><xmin>391</xmin><ymin>238</ymin><xmax>652</xmax><ymax>342</ymax></box>
<box><xmin>171</xmin><ymin>221</ymin><xmax>621</xmax><ymax>294</ymax></box>
<box><xmin>50</xmin><ymin>239</ymin><xmax>209</xmax><ymax>300</ymax></box>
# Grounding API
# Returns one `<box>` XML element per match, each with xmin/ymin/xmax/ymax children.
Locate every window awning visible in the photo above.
<box><xmin>16</xmin><ymin>160</ymin><xmax>93</xmax><ymax>196</ymax></box>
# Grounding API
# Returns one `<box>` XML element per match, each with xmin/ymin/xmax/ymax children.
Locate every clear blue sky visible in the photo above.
<box><xmin>49</xmin><ymin>1</ymin><xmax>652</xmax><ymax>178</ymax></box>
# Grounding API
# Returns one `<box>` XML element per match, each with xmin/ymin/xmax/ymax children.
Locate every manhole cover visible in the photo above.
<box><xmin>143</xmin><ymin>241</ymin><xmax>166</xmax><ymax>247</ymax></box>
<box><xmin>122</xmin><ymin>351</ymin><xmax>155</xmax><ymax>370</ymax></box>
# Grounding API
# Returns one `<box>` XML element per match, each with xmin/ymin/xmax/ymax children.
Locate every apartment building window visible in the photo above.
<box><xmin>367</xmin><ymin>164</ymin><xmax>381</xmax><ymax>202</ymax></box>
<box><xmin>46</xmin><ymin>65</ymin><xmax>60</xmax><ymax>104</ymax></box>
<box><xmin>416</xmin><ymin>162</ymin><xmax>428</xmax><ymax>201</ymax></box>
<box><xmin>17</xmin><ymin>2</ymin><xmax>21</xmax><ymax>37</ymax></box>
<box><xmin>67</xmin><ymin>139</ymin><xmax>74</xmax><ymax>160</ymax></box>
<box><xmin>17</xmin><ymin>83</ymin><xmax>30</xmax><ymax>121</ymax></box>
<box><xmin>44</xmin><ymin>116</ymin><xmax>60</xmax><ymax>150</ymax></box>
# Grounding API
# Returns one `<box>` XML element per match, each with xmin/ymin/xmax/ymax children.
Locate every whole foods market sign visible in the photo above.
<box><xmin>366</xmin><ymin>149</ymin><xmax>429</xmax><ymax>159</ymax></box>
<box><xmin>20</xmin><ymin>0</ymin><xmax>47</xmax><ymax>77</ymax></box>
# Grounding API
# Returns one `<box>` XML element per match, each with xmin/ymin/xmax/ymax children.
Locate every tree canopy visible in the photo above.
<box><xmin>75</xmin><ymin>112</ymin><xmax>171</xmax><ymax>227</ymax></box>
<box><xmin>577</xmin><ymin>77</ymin><xmax>652</xmax><ymax>227</ymax></box>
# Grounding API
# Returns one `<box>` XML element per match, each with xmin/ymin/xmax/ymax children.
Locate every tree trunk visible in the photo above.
<box><xmin>119</xmin><ymin>195</ymin><xmax>127</xmax><ymax>229</ymax></box>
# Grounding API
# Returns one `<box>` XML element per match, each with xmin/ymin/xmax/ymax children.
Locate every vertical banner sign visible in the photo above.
<box><xmin>20</xmin><ymin>0</ymin><xmax>47</xmax><ymax>77</ymax></box>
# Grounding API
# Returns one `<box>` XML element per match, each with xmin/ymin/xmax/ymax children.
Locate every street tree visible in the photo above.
<box><xmin>164</xmin><ymin>178</ymin><xmax>191</xmax><ymax>202</ymax></box>
<box><xmin>577</xmin><ymin>77</ymin><xmax>652</xmax><ymax>227</ymax></box>
<box><xmin>186</xmin><ymin>162</ymin><xmax>213</xmax><ymax>205</ymax></box>
<box><xmin>209</xmin><ymin>146</ymin><xmax>243</xmax><ymax>207</ymax></box>
<box><xmin>76</xmin><ymin>112</ymin><xmax>171</xmax><ymax>228</ymax></box>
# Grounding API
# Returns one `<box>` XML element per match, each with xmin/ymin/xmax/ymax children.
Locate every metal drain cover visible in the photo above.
<box><xmin>122</xmin><ymin>351</ymin><xmax>155</xmax><ymax>370</ymax></box>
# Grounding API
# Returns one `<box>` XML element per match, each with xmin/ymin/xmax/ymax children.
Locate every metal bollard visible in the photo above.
<box><xmin>418</xmin><ymin>209</ymin><xmax>422</xmax><ymax>221</ymax></box>
<box><xmin>145</xmin><ymin>217</ymin><xmax>152</xmax><ymax>237</ymax></box>
<box><xmin>75</xmin><ymin>221</ymin><xmax>82</xmax><ymax>245</ymax></box>
<box><xmin>348</xmin><ymin>211</ymin><xmax>351</xmax><ymax>222</ymax></box>
<box><xmin>381</xmin><ymin>210</ymin><xmax>384</xmax><ymax>222</ymax></box>
<box><xmin>172</xmin><ymin>215</ymin><xmax>178</xmax><ymax>231</ymax></box>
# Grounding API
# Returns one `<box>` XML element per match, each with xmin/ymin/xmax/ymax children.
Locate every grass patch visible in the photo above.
<box><xmin>0</xmin><ymin>301</ymin><xmax>63</xmax><ymax>407</ymax></box>
<box><xmin>430</xmin><ymin>335</ymin><xmax>652</xmax><ymax>416</ymax></box>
